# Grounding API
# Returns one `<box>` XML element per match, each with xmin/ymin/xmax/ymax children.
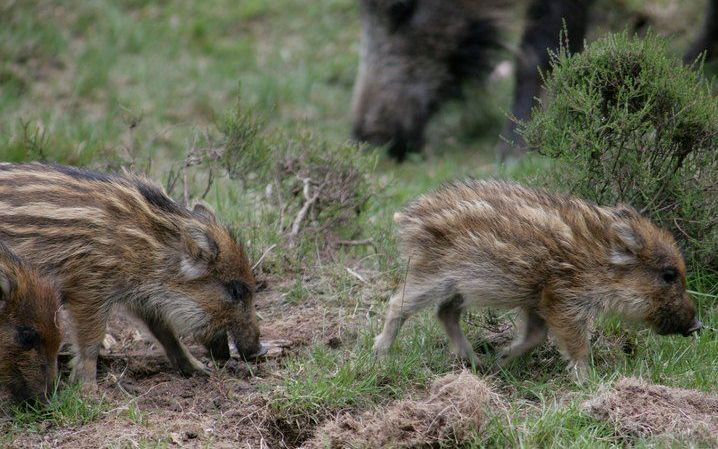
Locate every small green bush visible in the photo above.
<box><xmin>521</xmin><ymin>32</ymin><xmax>718</xmax><ymax>269</ymax></box>
<box><xmin>218</xmin><ymin>101</ymin><xmax>377</xmax><ymax>248</ymax></box>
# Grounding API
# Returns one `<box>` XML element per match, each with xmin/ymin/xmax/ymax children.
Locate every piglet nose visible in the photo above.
<box><xmin>253</xmin><ymin>343</ymin><xmax>269</xmax><ymax>358</ymax></box>
<box><xmin>684</xmin><ymin>319</ymin><xmax>703</xmax><ymax>336</ymax></box>
<box><xmin>239</xmin><ymin>343</ymin><xmax>268</xmax><ymax>361</ymax></box>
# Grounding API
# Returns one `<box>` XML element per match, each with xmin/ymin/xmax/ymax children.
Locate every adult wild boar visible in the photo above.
<box><xmin>352</xmin><ymin>0</ymin><xmax>718</xmax><ymax>162</ymax></box>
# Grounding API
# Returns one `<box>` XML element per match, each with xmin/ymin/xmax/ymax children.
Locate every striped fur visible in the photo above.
<box><xmin>0</xmin><ymin>240</ymin><xmax>62</xmax><ymax>403</ymax></box>
<box><xmin>375</xmin><ymin>180</ymin><xmax>700</xmax><ymax>380</ymax></box>
<box><xmin>0</xmin><ymin>163</ymin><xmax>262</xmax><ymax>386</ymax></box>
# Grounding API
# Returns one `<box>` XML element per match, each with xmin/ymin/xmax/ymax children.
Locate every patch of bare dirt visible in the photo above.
<box><xmin>10</xmin><ymin>382</ymin><xmax>274</xmax><ymax>449</ymax></box>
<box><xmin>302</xmin><ymin>371</ymin><xmax>507</xmax><ymax>449</ymax></box>
<box><xmin>584</xmin><ymin>377</ymin><xmax>718</xmax><ymax>445</ymax></box>
<box><xmin>5</xmin><ymin>274</ymin><xmax>366</xmax><ymax>448</ymax></box>
<box><xmin>258</xmin><ymin>294</ymin><xmax>350</xmax><ymax>349</ymax></box>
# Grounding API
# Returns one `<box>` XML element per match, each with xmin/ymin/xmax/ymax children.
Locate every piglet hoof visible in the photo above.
<box><xmin>197</xmin><ymin>362</ymin><xmax>213</xmax><ymax>377</ymax></box>
<box><xmin>372</xmin><ymin>336</ymin><xmax>392</xmax><ymax>359</ymax></box>
<box><xmin>82</xmin><ymin>382</ymin><xmax>98</xmax><ymax>392</ymax></box>
<box><xmin>241</xmin><ymin>344</ymin><xmax>269</xmax><ymax>362</ymax></box>
<box><xmin>179</xmin><ymin>358</ymin><xmax>211</xmax><ymax>377</ymax></box>
<box><xmin>76</xmin><ymin>381</ymin><xmax>101</xmax><ymax>400</ymax></box>
<box><xmin>486</xmin><ymin>359</ymin><xmax>506</xmax><ymax>377</ymax></box>
<box><xmin>458</xmin><ymin>354</ymin><xmax>484</xmax><ymax>373</ymax></box>
<box><xmin>567</xmin><ymin>361</ymin><xmax>589</xmax><ymax>384</ymax></box>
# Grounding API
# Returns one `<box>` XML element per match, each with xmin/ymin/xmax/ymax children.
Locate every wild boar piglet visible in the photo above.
<box><xmin>0</xmin><ymin>241</ymin><xmax>62</xmax><ymax>403</ymax></box>
<box><xmin>374</xmin><ymin>180</ymin><xmax>702</xmax><ymax>379</ymax></box>
<box><xmin>0</xmin><ymin>163</ymin><xmax>265</xmax><ymax>387</ymax></box>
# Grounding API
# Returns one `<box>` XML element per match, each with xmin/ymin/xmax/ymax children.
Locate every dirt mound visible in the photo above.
<box><xmin>303</xmin><ymin>371</ymin><xmax>505</xmax><ymax>449</ymax></box>
<box><xmin>584</xmin><ymin>377</ymin><xmax>718</xmax><ymax>444</ymax></box>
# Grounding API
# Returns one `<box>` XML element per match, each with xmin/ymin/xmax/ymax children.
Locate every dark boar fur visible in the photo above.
<box><xmin>685</xmin><ymin>0</ymin><xmax>718</xmax><ymax>63</ymax></box>
<box><xmin>0</xmin><ymin>241</ymin><xmax>62</xmax><ymax>403</ymax></box>
<box><xmin>353</xmin><ymin>0</ymin><xmax>718</xmax><ymax>162</ymax></box>
<box><xmin>374</xmin><ymin>180</ymin><xmax>702</xmax><ymax>380</ymax></box>
<box><xmin>352</xmin><ymin>0</ymin><xmax>506</xmax><ymax>161</ymax></box>
<box><xmin>0</xmin><ymin>164</ymin><xmax>263</xmax><ymax>387</ymax></box>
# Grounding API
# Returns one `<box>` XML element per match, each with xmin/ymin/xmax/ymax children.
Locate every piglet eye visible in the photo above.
<box><xmin>16</xmin><ymin>326</ymin><xmax>41</xmax><ymax>350</ymax></box>
<box><xmin>661</xmin><ymin>269</ymin><xmax>677</xmax><ymax>284</ymax></box>
<box><xmin>226</xmin><ymin>280</ymin><xmax>251</xmax><ymax>302</ymax></box>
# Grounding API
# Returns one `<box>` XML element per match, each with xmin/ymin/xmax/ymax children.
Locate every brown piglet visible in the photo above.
<box><xmin>0</xmin><ymin>241</ymin><xmax>62</xmax><ymax>403</ymax></box>
<box><xmin>374</xmin><ymin>180</ymin><xmax>702</xmax><ymax>379</ymax></box>
<box><xmin>0</xmin><ymin>163</ymin><xmax>264</xmax><ymax>387</ymax></box>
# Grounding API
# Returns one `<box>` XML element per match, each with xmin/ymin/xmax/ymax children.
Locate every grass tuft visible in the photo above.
<box><xmin>4</xmin><ymin>382</ymin><xmax>106</xmax><ymax>432</ymax></box>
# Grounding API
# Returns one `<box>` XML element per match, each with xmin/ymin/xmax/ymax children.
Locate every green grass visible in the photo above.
<box><xmin>1</xmin><ymin>382</ymin><xmax>106</xmax><ymax>442</ymax></box>
<box><xmin>268</xmin><ymin>269</ymin><xmax>717</xmax><ymax>445</ymax></box>
<box><xmin>1</xmin><ymin>0</ymin><xmax>717</xmax><ymax>447</ymax></box>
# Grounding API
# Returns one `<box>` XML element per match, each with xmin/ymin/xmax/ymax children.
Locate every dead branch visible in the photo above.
<box><xmin>337</xmin><ymin>238</ymin><xmax>374</xmax><ymax>246</ymax></box>
<box><xmin>165</xmin><ymin>165</ymin><xmax>181</xmax><ymax>196</ymax></box>
<box><xmin>345</xmin><ymin>267</ymin><xmax>367</xmax><ymax>283</ymax></box>
<box><xmin>274</xmin><ymin>171</ymin><xmax>287</xmax><ymax>233</ymax></box>
<box><xmin>183</xmin><ymin>163</ymin><xmax>191</xmax><ymax>207</ymax></box>
<box><xmin>200</xmin><ymin>166</ymin><xmax>214</xmax><ymax>200</ymax></box>
<box><xmin>252</xmin><ymin>244</ymin><xmax>278</xmax><ymax>271</ymax></box>
<box><xmin>289</xmin><ymin>178</ymin><xmax>323</xmax><ymax>238</ymax></box>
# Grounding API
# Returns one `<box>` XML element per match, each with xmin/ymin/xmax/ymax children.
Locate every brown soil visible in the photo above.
<box><xmin>584</xmin><ymin>377</ymin><xmax>718</xmax><ymax>445</ymax></box>
<box><xmin>302</xmin><ymin>371</ymin><xmax>506</xmax><ymax>449</ymax></box>
<box><xmin>3</xmin><ymin>276</ymin><xmax>359</xmax><ymax>448</ymax></box>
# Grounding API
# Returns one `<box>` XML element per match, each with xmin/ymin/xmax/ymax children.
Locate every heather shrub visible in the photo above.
<box><xmin>521</xmin><ymin>32</ymin><xmax>718</xmax><ymax>269</ymax></box>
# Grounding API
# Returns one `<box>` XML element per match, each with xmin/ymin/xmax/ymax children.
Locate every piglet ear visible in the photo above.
<box><xmin>612</xmin><ymin>222</ymin><xmax>643</xmax><ymax>254</ymax></box>
<box><xmin>187</xmin><ymin>227</ymin><xmax>219</xmax><ymax>261</ymax></box>
<box><xmin>609</xmin><ymin>221</ymin><xmax>644</xmax><ymax>266</ymax></box>
<box><xmin>609</xmin><ymin>248</ymin><xmax>636</xmax><ymax>266</ymax></box>
<box><xmin>180</xmin><ymin>227</ymin><xmax>219</xmax><ymax>281</ymax></box>
<box><xmin>192</xmin><ymin>202</ymin><xmax>217</xmax><ymax>224</ymax></box>
<box><xmin>0</xmin><ymin>268</ymin><xmax>16</xmax><ymax>301</ymax></box>
<box><xmin>0</xmin><ymin>241</ymin><xmax>19</xmax><ymax>301</ymax></box>
<box><xmin>180</xmin><ymin>256</ymin><xmax>209</xmax><ymax>281</ymax></box>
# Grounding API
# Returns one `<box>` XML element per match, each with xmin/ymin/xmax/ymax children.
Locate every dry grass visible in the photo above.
<box><xmin>584</xmin><ymin>377</ymin><xmax>718</xmax><ymax>445</ymax></box>
<box><xmin>303</xmin><ymin>371</ymin><xmax>506</xmax><ymax>449</ymax></box>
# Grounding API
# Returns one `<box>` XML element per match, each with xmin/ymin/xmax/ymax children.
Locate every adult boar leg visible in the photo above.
<box><xmin>497</xmin><ymin>0</ymin><xmax>594</xmax><ymax>163</ymax></box>
<box><xmin>140</xmin><ymin>314</ymin><xmax>209</xmax><ymax>376</ymax></box>
<box><xmin>437</xmin><ymin>294</ymin><xmax>481</xmax><ymax>368</ymax></box>
<box><xmin>685</xmin><ymin>0</ymin><xmax>718</xmax><ymax>63</ymax></box>
<box><xmin>497</xmin><ymin>307</ymin><xmax>547</xmax><ymax>367</ymax></box>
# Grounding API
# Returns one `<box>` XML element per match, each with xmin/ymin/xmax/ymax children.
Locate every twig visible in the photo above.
<box><xmin>200</xmin><ymin>166</ymin><xmax>214</xmax><ymax>200</ymax></box>
<box><xmin>673</xmin><ymin>218</ymin><xmax>692</xmax><ymax>240</ymax></box>
<box><xmin>289</xmin><ymin>178</ymin><xmax>323</xmax><ymax>237</ymax></box>
<box><xmin>337</xmin><ymin>238</ymin><xmax>373</xmax><ymax>246</ymax></box>
<box><xmin>274</xmin><ymin>172</ymin><xmax>286</xmax><ymax>233</ymax></box>
<box><xmin>252</xmin><ymin>244</ymin><xmax>277</xmax><ymax>271</ymax></box>
<box><xmin>345</xmin><ymin>267</ymin><xmax>367</xmax><ymax>283</ymax></box>
<box><xmin>183</xmin><ymin>162</ymin><xmax>191</xmax><ymax>207</ymax></box>
<box><xmin>165</xmin><ymin>165</ymin><xmax>181</xmax><ymax>196</ymax></box>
